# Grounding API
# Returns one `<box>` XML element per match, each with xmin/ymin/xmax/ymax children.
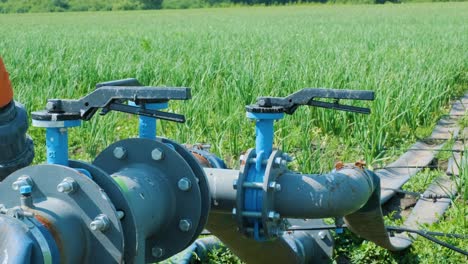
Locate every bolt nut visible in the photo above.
<box><xmin>318</xmin><ymin>231</ymin><xmax>327</xmax><ymax>240</ymax></box>
<box><xmin>90</xmin><ymin>214</ymin><xmax>110</xmax><ymax>232</ymax></box>
<box><xmin>177</xmin><ymin>178</ymin><xmax>192</xmax><ymax>191</ymax></box>
<box><xmin>151</xmin><ymin>148</ymin><xmax>164</xmax><ymax>161</ymax></box>
<box><xmin>179</xmin><ymin>219</ymin><xmax>192</xmax><ymax>232</ymax></box>
<box><xmin>113</xmin><ymin>147</ymin><xmax>127</xmax><ymax>160</ymax></box>
<box><xmin>233</xmin><ymin>179</ymin><xmax>238</xmax><ymax>190</ymax></box>
<box><xmin>274</xmin><ymin>157</ymin><xmax>283</xmax><ymax>165</ymax></box>
<box><xmin>268</xmin><ymin>182</ymin><xmax>281</xmax><ymax>192</ymax></box>
<box><xmin>282</xmin><ymin>153</ymin><xmax>293</xmax><ymax>162</ymax></box>
<box><xmin>57</xmin><ymin>178</ymin><xmax>76</xmax><ymax>194</ymax></box>
<box><xmin>268</xmin><ymin>211</ymin><xmax>280</xmax><ymax>220</ymax></box>
<box><xmin>12</xmin><ymin>176</ymin><xmax>33</xmax><ymax>191</ymax></box>
<box><xmin>116</xmin><ymin>211</ymin><xmax>125</xmax><ymax>220</ymax></box>
<box><xmin>152</xmin><ymin>247</ymin><xmax>164</xmax><ymax>258</ymax></box>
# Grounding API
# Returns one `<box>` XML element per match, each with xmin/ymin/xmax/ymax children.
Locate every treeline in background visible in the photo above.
<box><xmin>0</xmin><ymin>0</ymin><xmax>464</xmax><ymax>13</ymax></box>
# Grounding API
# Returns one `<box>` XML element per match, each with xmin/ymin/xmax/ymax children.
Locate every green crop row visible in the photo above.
<box><xmin>0</xmin><ymin>3</ymin><xmax>466</xmax><ymax>262</ymax></box>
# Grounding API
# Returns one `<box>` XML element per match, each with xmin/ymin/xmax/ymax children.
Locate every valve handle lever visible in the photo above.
<box><xmin>255</xmin><ymin>88</ymin><xmax>375</xmax><ymax>114</ymax></box>
<box><xmin>41</xmin><ymin>78</ymin><xmax>190</xmax><ymax>123</ymax></box>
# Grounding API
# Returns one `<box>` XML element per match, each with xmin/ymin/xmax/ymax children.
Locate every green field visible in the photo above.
<box><xmin>0</xmin><ymin>3</ymin><xmax>467</xmax><ymax>263</ymax></box>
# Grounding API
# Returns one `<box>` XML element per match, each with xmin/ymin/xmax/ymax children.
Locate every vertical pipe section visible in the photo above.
<box><xmin>46</xmin><ymin>127</ymin><xmax>69</xmax><ymax>166</ymax></box>
<box><xmin>138</xmin><ymin>102</ymin><xmax>168</xmax><ymax>139</ymax></box>
<box><xmin>255</xmin><ymin>119</ymin><xmax>274</xmax><ymax>157</ymax></box>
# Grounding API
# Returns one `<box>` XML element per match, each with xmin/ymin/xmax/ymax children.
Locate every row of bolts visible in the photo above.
<box><xmin>5</xmin><ymin>145</ymin><xmax>195</xmax><ymax>258</ymax></box>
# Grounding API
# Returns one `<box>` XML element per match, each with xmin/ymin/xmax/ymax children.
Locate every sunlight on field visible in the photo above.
<box><xmin>0</xmin><ymin>3</ymin><xmax>467</xmax><ymax>263</ymax></box>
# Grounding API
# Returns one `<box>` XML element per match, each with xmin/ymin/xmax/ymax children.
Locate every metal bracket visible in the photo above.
<box><xmin>249</xmin><ymin>88</ymin><xmax>375</xmax><ymax>114</ymax></box>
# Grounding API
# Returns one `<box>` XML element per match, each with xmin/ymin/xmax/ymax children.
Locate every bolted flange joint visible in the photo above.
<box><xmin>57</xmin><ymin>177</ymin><xmax>77</xmax><ymax>194</ymax></box>
<box><xmin>177</xmin><ymin>178</ymin><xmax>192</xmax><ymax>191</ymax></box>
<box><xmin>179</xmin><ymin>219</ymin><xmax>192</xmax><ymax>232</ymax></box>
<box><xmin>113</xmin><ymin>147</ymin><xmax>127</xmax><ymax>160</ymax></box>
<box><xmin>151</xmin><ymin>148</ymin><xmax>164</xmax><ymax>161</ymax></box>
<box><xmin>12</xmin><ymin>175</ymin><xmax>34</xmax><ymax>191</ymax></box>
<box><xmin>90</xmin><ymin>214</ymin><xmax>110</xmax><ymax>232</ymax></box>
<box><xmin>152</xmin><ymin>247</ymin><xmax>164</xmax><ymax>258</ymax></box>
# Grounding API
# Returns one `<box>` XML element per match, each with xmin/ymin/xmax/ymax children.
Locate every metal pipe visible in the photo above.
<box><xmin>46</xmin><ymin>127</ymin><xmax>70</xmax><ymax>166</ymax></box>
<box><xmin>204</xmin><ymin>167</ymin><xmax>375</xmax><ymax>218</ymax></box>
<box><xmin>204</xmin><ymin>168</ymin><xmax>237</xmax><ymax>212</ymax></box>
<box><xmin>274</xmin><ymin>168</ymin><xmax>375</xmax><ymax>218</ymax></box>
<box><xmin>137</xmin><ymin>102</ymin><xmax>168</xmax><ymax>139</ymax></box>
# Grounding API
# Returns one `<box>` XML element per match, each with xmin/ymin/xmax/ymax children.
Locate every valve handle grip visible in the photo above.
<box><xmin>255</xmin><ymin>88</ymin><xmax>375</xmax><ymax>114</ymax></box>
<box><xmin>34</xmin><ymin>78</ymin><xmax>190</xmax><ymax>123</ymax></box>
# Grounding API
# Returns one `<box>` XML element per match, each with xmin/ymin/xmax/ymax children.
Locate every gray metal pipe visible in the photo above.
<box><xmin>275</xmin><ymin>168</ymin><xmax>375</xmax><ymax>219</ymax></box>
<box><xmin>204</xmin><ymin>167</ymin><xmax>375</xmax><ymax>219</ymax></box>
<box><xmin>204</xmin><ymin>168</ymin><xmax>237</xmax><ymax>213</ymax></box>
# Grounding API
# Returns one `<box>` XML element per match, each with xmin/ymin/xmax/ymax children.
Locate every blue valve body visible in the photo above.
<box><xmin>245</xmin><ymin>112</ymin><xmax>284</xmax><ymax>240</ymax></box>
<box><xmin>129</xmin><ymin>102</ymin><xmax>168</xmax><ymax>139</ymax></box>
<box><xmin>43</xmin><ymin>120</ymin><xmax>81</xmax><ymax>166</ymax></box>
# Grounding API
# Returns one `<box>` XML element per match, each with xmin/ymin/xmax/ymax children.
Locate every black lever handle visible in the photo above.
<box><xmin>253</xmin><ymin>88</ymin><xmax>374</xmax><ymax>114</ymax></box>
<box><xmin>32</xmin><ymin>78</ymin><xmax>190</xmax><ymax>123</ymax></box>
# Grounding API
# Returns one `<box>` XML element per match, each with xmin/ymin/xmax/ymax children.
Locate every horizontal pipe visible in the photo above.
<box><xmin>204</xmin><ymin>168</ymin><xmax>237</xmax><ymax>213</ymax></box>
<box><xmin>205</xmin><ymin>167</ymin><xmax>375</xmax><ymax>219</ymax></box>
<box><xmin>275</xmin><ymin>168</ymin><xmax>375</xmax><ymax>218</ymax></box>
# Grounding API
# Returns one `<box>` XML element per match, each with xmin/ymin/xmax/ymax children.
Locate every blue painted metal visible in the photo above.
<box><xmin>75</xmin><ymin>168</ymin><xmax>92</xmax><ymax>179</ymax></box>
<box><xmin>19</xmin><ymin>185</ymin><xmax>32</xmax><ymax>195</ymax></box>
<box><xmin>244</xmin><ymin>112</ymin><xmax>284</xmax><ymax>240</ymax></box>
<box><xmin>42</xmin><ymin>120</ymin><xmax>81</xmax><ymax>166</ymax></box>
<box><xmin>129</xmin><ymin>102</ymin><xmax>168</xmax><ymax>139</ymax></box>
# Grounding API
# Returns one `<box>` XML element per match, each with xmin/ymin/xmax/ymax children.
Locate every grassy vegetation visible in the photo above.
<box><xmin>0</xmin><ymin>3</ymin><xmax>467</xmax><ymax>263</ymax></box>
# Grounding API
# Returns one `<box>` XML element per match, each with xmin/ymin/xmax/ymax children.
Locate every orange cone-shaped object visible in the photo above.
<box><xmin>0</xmin><ymin>57</ymin><xmax>14</xmax><ymax>108</ymax></box>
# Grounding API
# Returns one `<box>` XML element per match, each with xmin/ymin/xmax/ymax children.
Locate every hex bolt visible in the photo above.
<box><xmin>152</xmin><ymin>247</ymin><xmax>164</xmax><ymax>258</ymax></box>
<box><xmin>318</xmin><ymin>231</ymin><xmax>327</xmax><ymax>240</ymax></box>
<box><xmin>232</xmin><ymin>179</ymin><xmax>238</xmax><ymax>190</ymax></box>
<box><xmin>116</xmin><ymin>211</ymin><xmax>125</xmax><ymax>220</ymax></box>
<box><xmin>179</xmin><ymin>219</ymin><xmax>192</xmax><ymax>232</ymax></box>
<box><xmin>57</xmin><ymin>178</ymin><xmax>76</xmax><ymax>194</ymax></box>
<box><xmin>282</xmin><ymin>153</ymin><xmax>293</xmax><ymax>162</ymax></box>
<box><xmin>275</xmin><ymin>157</ymin><xmax>288</xmax><ymax>166</ymax></box>
<box><xmin>177</xmin><ymin>178</ymin><xmax>192</xmax><ymax>191</ymax></box>
<box><xmin>268</xmin><ymin>211</ymin><xmax>280</xmax><ymax>220</ymax></box>
<box><xmin>90</xmin><ymin>214</ymin><xmax>110</xmax><ymax>232</ymax></box>
<box><xmin>274</xmin><ymin>157</ymin><xmax>283</xmax><ymax>166</ymax></box>
<box><xmin>12</xmin><ymin>176</ymin><xmax>33</xmax><ymax>191</ymax></box>
<box><xmin>151</xmin><ymin>148</ymin><xmax>164</xmax><ymax>161</ymax></box>
<box><xmin>268</xmin><ymin>182</ymin><xmax>281</xmax><ymax>192</ymax></box>
<box><xmin>113</xmin><ymin>147</ymin><xmax>127</xmax><ymax>160</ymax></box>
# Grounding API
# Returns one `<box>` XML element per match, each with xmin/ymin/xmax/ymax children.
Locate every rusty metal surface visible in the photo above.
<box><xmin>0</xmin><ymin>165</ymin><xmax>125</xmax><ymax>264</ymax></box>
<box><xmin>0</xmin><ymin>215</ymin><xmax>43</xmax><ymax>264</ymax></box>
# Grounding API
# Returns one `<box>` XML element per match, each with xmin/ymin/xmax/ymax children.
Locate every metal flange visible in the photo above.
<box><xmin>0</xmin><ymin>164</ymin><xmax>125</xmax><ymax>264</ymax></box>
<box><xmin>235</xmin><ymin>149</ymin><xmax>289</xmax><ymax>240</ymax></box>
<box><xmin>93</xmin><ymin>138</ymin><xmax>208</xmax><ymax>263</ymax></box>
<box><xmin>68</xmin><ymin>160</ymin><xmax>137</xmax><ymax>263</ymax></box>
<box><xmin>159</xmin><ymin>138</ymin><xmax>211</xmax><ymax>246</ymax></box>
<box><xmin>262</xmin><ymin>150</ymin><xmax>289</xmax><ymax>238</ymax></box>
